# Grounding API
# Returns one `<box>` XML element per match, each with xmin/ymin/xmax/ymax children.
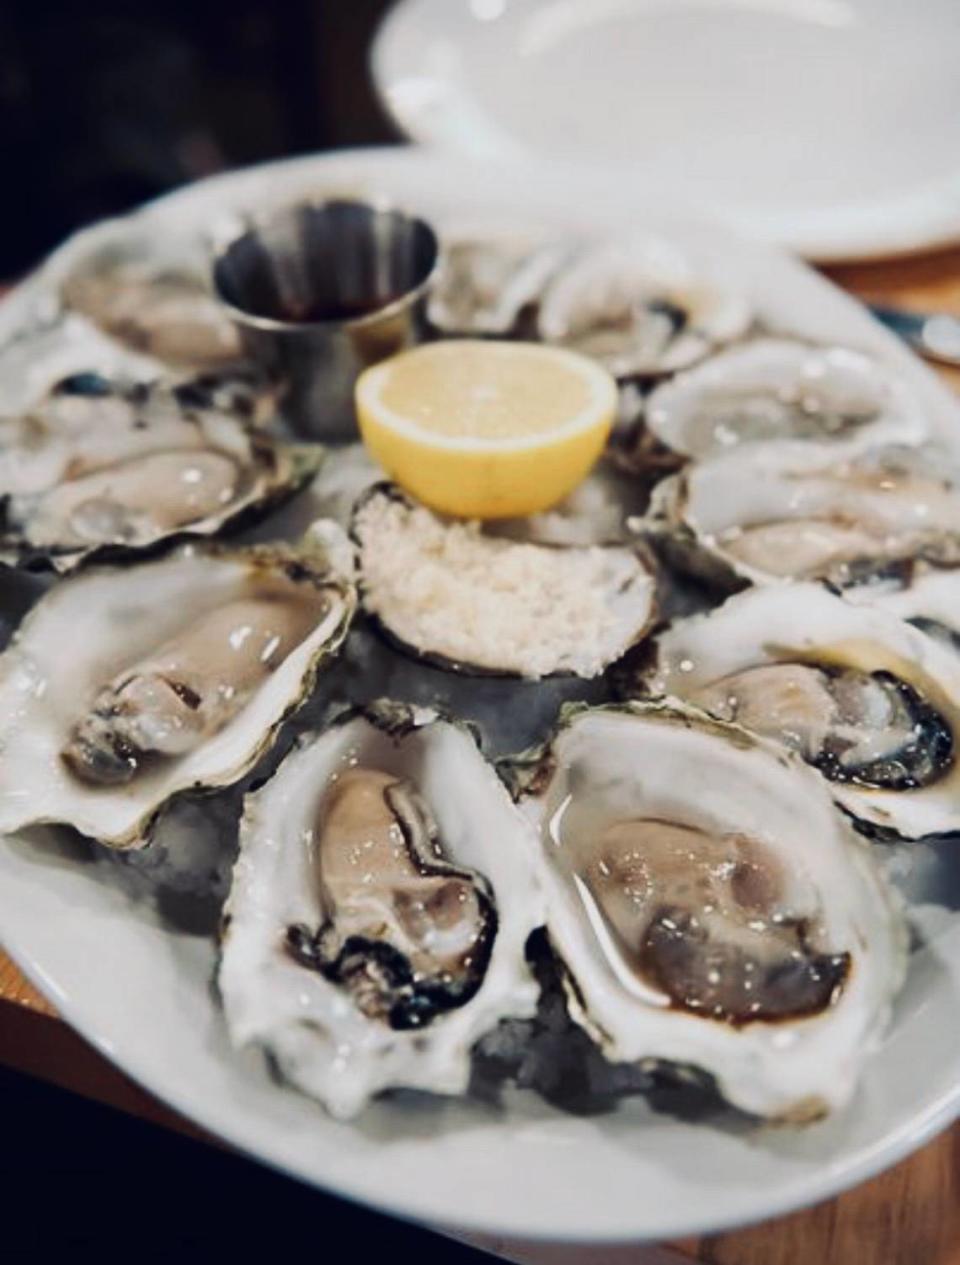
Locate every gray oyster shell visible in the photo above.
<box><xmin>537</xmin><ymin>236</ymin><xmax>751</xmax><ymax>379</ymax></box>
<box><xmin>638</xmin><ymin>441</ymin><xmax>960</xmax><ymax>590</ymax></box>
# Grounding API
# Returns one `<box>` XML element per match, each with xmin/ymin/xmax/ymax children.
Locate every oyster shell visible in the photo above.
<box><xmin>352</xmin><ymin>485</ymin><xmax>658</xmax><ymax>678</ymax></box>
<box><xmin>643</xmin><ymin>442</ymin><xmax>960</xmax><ymax>588</ymax></box>
<box><xmin>507</xmin><ymin>701</ymin><xmax>906</xmax><ymax>1120</ymax></box>
<box><xmin>219</xmin><ymin>702</ymin><xmax>542</xmax><ymax>1119</ymax></box>
<box><xmin>0</xmin><ymin>372</ymin><xmax>318</xmax><ymax>572</ymax></box>
<box><xmin>628</xmin><ymin>583</ymin><xmax>960</xmax><ymax>839</ymax></box>
<box><xmin>842</xmin><ymin>560</ymin><xmax>960</xmax><ymax>659</ymax></box>
<box><xmin>537</xmin><ymin>237</ymin><xmax>751</xmax><ymax>378</ymax></box>
<box><xmin>0</xmin><ymin>313</ymin><xmax>164</xmax><ymax>417</ymax></box>
<box><xmin>643</xmin><ymin>339</ymin><xmax>929</xmax><ymax>460</ymax></box>
<box><xmin>61</xmin><ymin>239</ymin><xmax>243</xmax><ymax>369</ymax></box>
<box><xmin>0</xmin><ymin>534</ymin><xmax>356</xmax><ymax>847</ymax></box>
<box><xmin>428</xmin><ymin>226</ymin><xmax>570</xmax><ymax>336</ymax></box>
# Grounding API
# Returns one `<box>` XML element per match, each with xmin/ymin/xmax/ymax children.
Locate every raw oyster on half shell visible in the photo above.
<box><xmin>643</xmin><ymin>442</ymin><xmax>960</xmax><ymax>589</ymax></box>
<box><xmin>0</xmin><ymin>372</ymin><xmax>319</xmax><ymax>572</ymax></box>
<box><xmin>628</xmin><ymin>583</ymin><xmax>960</xmax><ymax>839</ymax></box>
<box><xmin>0</xmin><ymin>532</ymin><xmax>356</xmax><ymax>847</ymax></box>
<box><xmin>61</xmin><ymin>237</ymin><xmax>243</xmax><ymax>369</ymax></box>
<box><xmin>506</xmin><ymin>701</ymin><xmax>906</xmax><ymax>1120</ymax></box>
<box><xmin>537</xmin><ymin>237</ymin><xmax>750</xmax><ymax>378</ymax></box>
<box><xmin>352</xmin><ymin>484</ymin><xmax>658</xmax><ymax>678</ymax></box>
<box><xmin>219</xmin><ymin>702</ymin><xmax>542</xmax><ymax>1118</ymax></box>
<box><xmin>642</xmin><ymin>338</ymin><xmax>930</xmax><ymax>461</ymax></box>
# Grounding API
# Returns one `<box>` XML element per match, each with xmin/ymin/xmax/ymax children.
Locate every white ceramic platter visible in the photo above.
<box><xmin>373</xmin><ymin>0</ymin><xmax>960</xmax><ymax>261</ymax></box>
<box><xmin>0</xmin><ymin>149</ymin><xmax>958</xmax><ymax>1244</ymax></box>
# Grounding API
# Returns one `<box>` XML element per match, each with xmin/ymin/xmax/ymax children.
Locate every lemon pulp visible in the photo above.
<box><xmin>355</xmin><ymin>339</ymin><xmax>617</xmax><ymax>519</ymax></box>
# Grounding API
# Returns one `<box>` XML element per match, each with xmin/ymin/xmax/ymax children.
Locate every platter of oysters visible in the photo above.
<box><xmin>0</xmin><ymin>149</ymin><xmax>958</xmax><ymax>1243</ymax></box>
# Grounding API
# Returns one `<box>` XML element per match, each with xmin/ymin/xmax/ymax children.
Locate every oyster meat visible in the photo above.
<box><xmin>352</xmin><ymin>485</ymin><xmax>658</xmax><ymax>678</ymax></box>
<box><xmin>0</xmin><ymin>534</ymin><xmax>356</xmax><ymax>847</ymax></box>
<box><xmin>0</xmin><ymin>372</ymin><xmax>318</xmax><ymax>572</ymax></box>
<box><xmin>219</xmin><ymin>703</ymin><xmax>542</xmax><ymax>1118</ymax></box>
<box><xmin>62</xmin><ymin>240</ymin><xmax>243</xmax><ymax>368</ymax></box>
<box><xmin>643</xmin><ymin>339</ymin><xmax>929</xmax><ymax>460</ymax></box>
<box><xmin>629</xmin><ymin>583</ymin><xmax>960</xmax><ymax>839</ymax></box>
<box><xmin>644</xmin><ymin>441</ymin><xmax>960</xmax><ymax>588</ymax></box>
<box><xmin>508</xmin><ymin>702</ymin><xmax>906</xmax><ymax>1119</ymax></box>
<box><xmin>537</xmin><ymin>237</ymin><xmax>750</xmax><ymax>378</ymax></box>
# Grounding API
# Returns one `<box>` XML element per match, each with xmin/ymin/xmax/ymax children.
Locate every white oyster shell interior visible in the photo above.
<box><xmin>0</xmin><ymin>538</ymin><xmax>354</xmax><ymax>847</ymax></box>
<box><xmin>538</xmin><ymin>236</ymin><xmax>750</xmax><ymax>377</ymax></box>
<box><xmin>658</xmin><ymin>440</ymin><xmax>960</xmax><ymax>586</ymax></box>
<box><xmin>0</xmin><ymin>374</ymin><xmax>315</xmax><ymax>571</ymax></box>
<box><xmin>643</xmin><ymin>583</ymin><xmax>960</xmax><ymax>840</ymax></box>
<box><xmin>844</xmin><ymin>562</ymin><xmax>960</xmax><ymax>651</ymax></box>
<box><xmin>219</xmin><ymin>708</ymin><xmax>542</xmax><ymax>1119</ymax></box>
<box><xmin>428</xmin><ymin>222</ymin><xmax>572</xmax><ymax>335</ymax></box>
<box><xmin>520</xmin><ymin>704</ymin><xmax>905</xmax><ymax>1120</ymax></box>
<box><xmin>644</xmin><ymin>338</ymin><xmax>930</xmax><ymax>460</ymax></box>
<box><xmin>61</xmin><ymin>237</ymin><xmax>242</xmax><ymax>369</ymax></box>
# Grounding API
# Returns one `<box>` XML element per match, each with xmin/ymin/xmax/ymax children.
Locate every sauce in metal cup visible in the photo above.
<box><xmin>213</xmin><ymin>199</ymin><xmax>439</xmax><ymax>442</ymax></box>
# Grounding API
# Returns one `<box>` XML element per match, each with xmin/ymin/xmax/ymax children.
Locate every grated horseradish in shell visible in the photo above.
<box><xmin>354</xmin><ymin>491</ymin><xmax>656</xmax><ymax>678</ymax></box>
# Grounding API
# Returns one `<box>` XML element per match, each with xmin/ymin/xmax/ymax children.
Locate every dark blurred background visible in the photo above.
<box><xmin>0</xmin><ymin>0</ymin><xmax>401</xmax><ymax>276</ymax></box>
<box><xmin>1</xmin><ymin>1064</ymin><xmax>495</xmax><ymax>1257</ymax></box>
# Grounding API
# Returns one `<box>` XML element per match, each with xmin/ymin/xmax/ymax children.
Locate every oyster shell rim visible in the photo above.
<box><xmin>535</xmin><ymin>235</ymin><xmax>753</xmax><ymax>380</ymax></box>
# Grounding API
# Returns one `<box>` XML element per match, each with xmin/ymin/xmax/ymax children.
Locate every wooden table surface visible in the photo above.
<box><xmin>3</xmin><ymin>247</ymin><xmax>960</xmax><ymax>1264</ymax></box>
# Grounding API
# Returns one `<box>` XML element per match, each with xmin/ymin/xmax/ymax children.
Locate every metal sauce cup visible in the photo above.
<box><xmin>212</xmin><ymin>199</ymin><xmax>439</xmax><ymax>441</ymax></box>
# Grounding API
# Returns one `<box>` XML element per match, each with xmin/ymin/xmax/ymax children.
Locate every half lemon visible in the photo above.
<box><xmin>355</xmin><ymin>339</ymin><xmax>617</xmax><ymax>519</ymax></box>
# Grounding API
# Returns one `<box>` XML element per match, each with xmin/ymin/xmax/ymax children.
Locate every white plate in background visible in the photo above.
<box><xmin>0</xmin><ymin>149</ymin><xmax>958</xmax><ymax>1243</ymax></box>
<box><xmin>373</xmin><ymin>0</ymin><xmax>960</xmax><ymax>261</ymax></box>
